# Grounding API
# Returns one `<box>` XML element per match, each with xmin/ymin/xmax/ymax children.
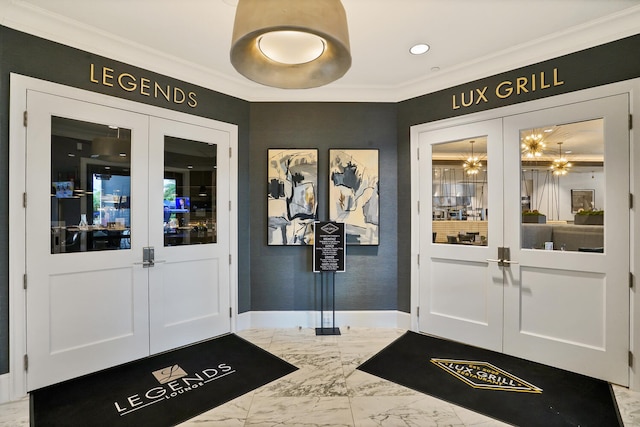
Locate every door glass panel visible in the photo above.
<box><xmin>163</xmin><ymin>136</ymin><xmax>217</xmax><ymax>246</ymax></box>
<box><xmin>432</xmin><ymin>137</ymin><xmax>488</xmax><ymax>245</ymax></box>
<box><xmin>51</xmin><ymin>117</ymin><xmax>132</xmax><ymax>253</ymax></box>
<box><xmin>520</xmin><ymin>118</ymin><xmax>604</xmax><ymax>252</ymax></box>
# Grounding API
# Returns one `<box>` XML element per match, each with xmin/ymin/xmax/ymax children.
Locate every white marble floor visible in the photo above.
<box><xmin>2</xmin><ymin>328</ymin><xmax>640</xmax><ymax>426</ymax></box>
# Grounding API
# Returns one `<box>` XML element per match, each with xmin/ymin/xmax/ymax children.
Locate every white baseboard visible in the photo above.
<box><xmin>0</xmin><ymin>373</ymin><xmax>10</xmax><ymax>404</ymax></box>
<box><xmin>236</xmin><ymin>310</ymin><xmax>411</xmax><ymax>331</ymax></box>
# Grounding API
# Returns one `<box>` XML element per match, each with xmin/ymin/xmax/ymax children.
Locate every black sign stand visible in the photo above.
<box><xmin>313</xmin><ymin>221</ymin><xmax>345</xmax><ymax>336</ymax></box>
<box><xmin>317</xmin><ymin>271</ymin><xmax>340</xmax><ymax>336</ymax></box>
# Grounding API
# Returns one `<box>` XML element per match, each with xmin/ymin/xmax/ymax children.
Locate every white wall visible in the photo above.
<box><xmin>526</xmin><ymin>170</ymin><xmax>604</xmax><ymax>221</ymax></box>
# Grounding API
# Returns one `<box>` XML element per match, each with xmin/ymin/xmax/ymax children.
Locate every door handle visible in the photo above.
<box><xmin>134</xmin><ymin>260</ymin><xmax>154</xmax><ymax>267</ymax></box>
<box><xmin>142</xmin><ymin>246</ymin><xmax>154</xmax><ymax>268</ymax></box>
<box><xmin>134</xmin><ymin>247</ymin><xmax>164</xmax><ymax>268</ymax></box>
<box><xmin>487</xmin><ymin>247</ymin><xmax>517</xmax><ymax>267</ymax></box>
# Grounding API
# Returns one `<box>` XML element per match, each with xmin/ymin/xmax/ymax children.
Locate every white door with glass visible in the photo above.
<box><xmin>418</xmin><ymin>118</ymin><xmax>504</xmax><ymax>351</ymax></box>
<box><xmin>417</xmin><ymin>94</ymin><xmax>630</xmax><ymax>385</ymax></box>
<box><xmin>148</xmin><ymin>117</ymin><xmax>230</xmax><ymax>354</ymax></box>
<box><xmin>25</xmin><ymin>90</ymin><xmax>231</xmax><ymax>391</ymax></box>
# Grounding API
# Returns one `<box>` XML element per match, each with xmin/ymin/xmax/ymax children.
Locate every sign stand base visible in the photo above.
<box><xmin>315</xmin><ymin>271</ymin><xmax>340</xmax><ymax>336</ymax></box>
<box><xmin>315</xmin><ymin>327</ymin><xmax>341</xmax><ymax>336</ymax></box>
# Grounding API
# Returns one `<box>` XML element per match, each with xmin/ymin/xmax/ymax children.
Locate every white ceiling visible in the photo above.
<box><xmin>1</xmin><ymin>0</ymin><xmax>639</xmax><ymax>102</ymax></box>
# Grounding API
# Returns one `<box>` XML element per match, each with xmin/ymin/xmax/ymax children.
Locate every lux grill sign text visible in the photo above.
<box><xmin>452</xmin><ymin>68</ymin><xmax>564</xmax><ymax>110</ymax></box>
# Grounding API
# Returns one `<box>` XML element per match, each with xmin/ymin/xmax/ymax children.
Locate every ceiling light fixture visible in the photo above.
<box><xmin>410</xmin><ymin>43</ymin><xmax>430</xmax><ymax>55</ymax></box>
<box><xmin>521</xmin><ymin>133</ymin><xmax>546</xmax><ymax>158</ymax></box>
<box><xmin>550</xmin><ymin>142</ymin><xmax>571</xmax><ymax>176</ymax></box>
<box><xmin>258</xmin><ymin>31</ymin><xmax>326</xmax><ymax>64</ymax></box>
<box><xmin>230</xmin><ymin>0</ymin><xmax>351</xmax><ymax>89</ymax></box>
<box><xmin>463</xmin><ymin>140</ymin><xmax>482</xmax><ymax>175</ymax></box>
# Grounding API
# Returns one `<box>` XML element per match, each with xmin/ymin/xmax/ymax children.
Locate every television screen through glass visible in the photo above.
<box><xmin>53</xmin><ymin>181</ymin><xmax>74</xmax><ymax>198</ymax></box>
<box><xmin>175</xmin><ymin>197</ymin><xmax>190</xmax><ymax>212</ymax></box>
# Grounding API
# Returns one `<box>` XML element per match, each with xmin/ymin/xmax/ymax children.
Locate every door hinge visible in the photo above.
<box><xmin>630</xmin><ymin>351</ymin><xmax>634</xmax><ymax>368</ymax></box>
<box><xmin>229</xmin><ymin>200</ymin><xmax>232</xmax><ymax>211</ymax></box>
<box><xmin>631</xmin><ymin>272</ymin><xmax>635</xmax><ymax>290</ymax></box>
<box><xmin>23</xmin><ymin>111</ymin><xmax>27</xmax><ymax>127</ymax></box>
<box><xmin>229</xmin><ymin>147</ymin><xmax>232</xmax><ymax>158</ymax></box>
<box><xmin>229</xmin><ymin>307</ymin><xmax>233</xmax><ymax>318</ymax></box>
<box><xmin>417</xmin><ymin>147</ymin><xmax>419</xmax><ymax>160</ymax></box>
<box><xmin>417</xmin><ymin>254</ymin><xmax>420</xmax><ymax>266</ymax></box>
<box><xmin>24</xmin><ymin>354</ymin><xmax>28</xmax><ymax>371</ymax></box>
<box><xmin>630</xmin><ymin>114</ymin><xmax>633</xmax><ymax>130</ymax></box>
<box><xmin>417</xmin><ymin>201</ymin><xmax>420</xmax><ymax>214</ymax></box>
<box><xmin>23</xmin><ymin>192</ymin><xmax>27</xmax><ymax>208</ymax></box>
<box><xmin>229</xmin><ymin>254</ymin><xmax>232</xmax><ymax>265</ymax></box>
<box><xmin>630</xmin><ymin>193</ymin><xmax>634</xmax><ymax>210</ymax></box>
<box><xmin>23</xmin><ymin>274</ymin><xmax>27</xmax><ymax>290</ymax></box>
<box><xmin>416</xmin><ymin>306</ymin><xmax>420</xmax><ymax>317</ymax></box>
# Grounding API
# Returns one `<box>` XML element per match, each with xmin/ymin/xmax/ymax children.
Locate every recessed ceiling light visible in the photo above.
<box><xmin>410</xmin><ymin>43</ymin><xmax>430</xmax><ymax>55</ymax></box>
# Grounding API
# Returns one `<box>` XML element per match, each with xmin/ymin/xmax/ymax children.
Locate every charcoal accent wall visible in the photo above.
<box><xmin>395</xmin><ymin>33</ymin><xmax>640</xmax><ymax>312</ymax></box>
<box><xmin>0</xmin><ymin>26</ymin><xmax>251</xmax><ymax>375</ymax></box>
<box><xmin>249</xmin><ymin>102</ymin><xmax>398</xmax><ymax>312</ymax></box>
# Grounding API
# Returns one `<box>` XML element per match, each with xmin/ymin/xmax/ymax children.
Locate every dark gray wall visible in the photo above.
<box><xmin>0</xmin><ymin>26</ymin><xmax>251</xmax><ymax>375</ymax></box>
<box><xmin>249</xmin><ymin>103</ymin><xmax>398</xmax><ymax>311</ymax></box>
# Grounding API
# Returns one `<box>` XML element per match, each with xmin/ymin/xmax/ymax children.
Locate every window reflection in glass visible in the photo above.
<box><xmin>520</xmin><ymin>118</ymin><xmax>604</xmax><ymax>252</ymax></box>
<box><xmin>50</xmin><ymin>117</ymin><xmax>132</xmax><ymax>254</ymax></box>
<box><xmin>163</xmin><ymin>136</ymin><xmax>217</xmax><ymax>246</ymax></box>
<box><xmin>432</xmin><ymin>137</ymin><xmax>488</xmax><ymax>245</ymax></box>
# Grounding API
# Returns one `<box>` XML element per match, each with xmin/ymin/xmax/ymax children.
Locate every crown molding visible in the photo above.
<box><xmin>0</xmin><ymin>0</ymin><xmax>250</xmax><ymax>99</ymax></box>
<box><xmin>2</xmin><ymin>0</ymin><xmax>639</xmax><ymax>103</ymax></box>
<box><xmin>392</xmin><ymin>5</ymin><xmax>640</xmax><ymax>103</ymax></box>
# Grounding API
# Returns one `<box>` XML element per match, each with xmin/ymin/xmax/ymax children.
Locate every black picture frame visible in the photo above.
<box><xmin>571</xmin><ymin>189</ymin><xmax>595</xmax><ymax>213</ymax></box>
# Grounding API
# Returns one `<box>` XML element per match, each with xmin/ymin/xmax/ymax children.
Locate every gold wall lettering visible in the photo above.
<box><xmin>452</xmin><ymin>68</ymin><xmax>564</xmax><ymax>110</ymax></box>
<box><xmin>90</xmin><ymin>64</ymin><xmax>198</xmax><ymax>108</ymax></box>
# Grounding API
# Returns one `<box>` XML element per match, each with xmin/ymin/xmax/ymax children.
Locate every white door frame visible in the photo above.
<box><xmin>8</xmin><ymin>73</ymin><xmax>238</xmax><ymax>400</ymax></box>
<box><xmin>411</xmin><ymin>79</ymin><xmax>640</xmax><ymax>391</ymax></box>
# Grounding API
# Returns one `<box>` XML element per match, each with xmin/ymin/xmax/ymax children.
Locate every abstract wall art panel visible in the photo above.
<box><xmin>267</xmin><ymin>149</ymin><xmax>318</xmax><ymax>245</ymax></box>
<box><xmin>329</xmin><ymin>149</ymin><xmax>379</xmax><ymax>245</ymax></box>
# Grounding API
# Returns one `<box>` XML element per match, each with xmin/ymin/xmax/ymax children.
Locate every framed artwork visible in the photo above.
<box><xmin>329</xmin><ymin>149</ymin><xmax>379</xmax><ymax>245</ymax></box>
<box><xmin>267</xmin><ymin>149</ymin><xmax>318</xmax><ymax>245</ymax></box>
<box><xmin>571</xmin><ymin>189</ymin><xmax>595</xmax><ymax>213</ymax></box>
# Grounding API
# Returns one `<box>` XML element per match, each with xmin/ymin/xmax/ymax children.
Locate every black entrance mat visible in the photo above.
<box><xmin>30</xmin><ymin>334</ymin><xmax>297</xmax><ymax>426</ymax></box>
<box><xmin>358</xmin><ymin>331</ymin><xmax>622</xmax><ymax>427</ymax></box>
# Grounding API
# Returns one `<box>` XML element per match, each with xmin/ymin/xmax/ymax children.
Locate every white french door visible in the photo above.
<box><xmin>25</xmin><ymin>90</ymin><xmax>232</xmax><ymax>391</ymax></box>
<box><xmin>418</xmin><ymin>118</ymin><xmax>505</xmax><ymax>351</ymax></box>
<box><xmin>148</xmin><ymin>117</ymin><xmax>231</xmax><ymax>354</ymax></box>
<box><xmin>417</xmin><ymin>94</ymin><xmax>630</xmax><ymax>385</ymax></box>
<box><xmin>502</xmin><ymin>95</ymin><xmax>629</xmax><ymax>385</ymax></box>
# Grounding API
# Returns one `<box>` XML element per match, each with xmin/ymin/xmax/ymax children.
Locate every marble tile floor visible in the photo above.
<box><xmin>2</xmin><ymin>327</ymin><xmax>640</xmax><ymax>426</ymax></box>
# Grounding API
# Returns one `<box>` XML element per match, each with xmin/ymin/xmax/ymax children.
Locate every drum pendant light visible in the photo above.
<box><xmin>230</xmin><ymin>0</ymin><xmax>351</xmax><ymax>89</ymax></box>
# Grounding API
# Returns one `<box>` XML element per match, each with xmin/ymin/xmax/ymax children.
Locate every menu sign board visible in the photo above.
<box><xmin>313</xmin><ymin>222</ymin><xmax>345</xmax><ymax>272</ymax></box>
